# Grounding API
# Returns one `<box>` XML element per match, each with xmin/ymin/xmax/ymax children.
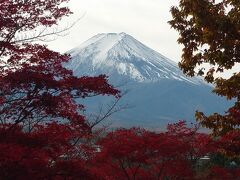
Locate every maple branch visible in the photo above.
<box><xmin>12</xmin><ymin>15</ymin><xmax>84</xmax><ymax>44</ymax></box>
<box><xmin>118</xmin><ymin>159</ymin><xmax>131</xmax><ymax>180</ymax></box>
<box><xmin>88</xmin><ymin>91</ymin><xmax>130</xmax><ymax>130</ymax></box>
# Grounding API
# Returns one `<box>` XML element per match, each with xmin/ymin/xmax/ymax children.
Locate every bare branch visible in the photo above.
<box><xmin>87</xmin><ymin>91</ymin><xmax>131</xmax><ymax>130</ymax></box>
<box><xmin>12</xmin><ymin>14</ymin><xmax>85</xmax><ymax>44</ymax></box>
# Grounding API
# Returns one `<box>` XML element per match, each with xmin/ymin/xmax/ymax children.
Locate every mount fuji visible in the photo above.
<box><xmin>66</xmin><ymin>32</ymin><xmax>232</xmax><ymax>129</ymax></box>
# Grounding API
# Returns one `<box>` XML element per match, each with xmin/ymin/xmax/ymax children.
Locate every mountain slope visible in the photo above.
<box><xmin>66</xmin><ymin>33</ymin><xmax>231</xmax><ymax>129</ymax></box>
<box><xmin>67</xmin><ymin>32</ymin><xmax>203</xmax><ymax>85</ymax></box>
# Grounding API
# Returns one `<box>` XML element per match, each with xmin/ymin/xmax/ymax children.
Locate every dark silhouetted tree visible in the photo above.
<box><xmin>169</xmin><ymin>0</ymin><xmax>240</xmax><ymax>136</ymax></box>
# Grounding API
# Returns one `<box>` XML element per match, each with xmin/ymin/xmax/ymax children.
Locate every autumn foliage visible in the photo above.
<box><xmin>168</xmin><ymin>0</ymin><xmax>240</xmax><ymax>178</ymax></box>
<box><xmin>169</xmin><ymin>0</ymin><xmax>240</xmax><ymax>136</ymax></box>
<box><xmin>0</xmin><ymin>123</ymin><xmax>95</xmax><ymax>179</ymax></box>
<box><xmin>0</xmin><ymin>0</ymin><xmax>117</xmax><ymax>178</ymax></box>
<box><xmin>0</xmin><ymin>0</ymin><xmax>240</xmax><ymax>179</ymax></box>
<box><xmin>92</xmin><ymin>122</ymin><xmax>213</xmax><ymax>179</ymax></box>
<box><xmin>0</xmin><ymin>0</ymin><xmax>119</xmax><ymax>129</ymax></box>
<box><xmin>1</xmin><ymin>120</ymin><xmax>234</xmax><ymax>179</ymax></box>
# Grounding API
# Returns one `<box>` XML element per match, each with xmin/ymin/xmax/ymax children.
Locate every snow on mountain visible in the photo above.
<box><xmin>65</xmin><ymin>33</ymin><xmax>231</xmax><ymax>129</ymax></box>
<box><xmin>67</xmin><ymin>32</ymin><xmax>203</xmax><ymax>85</ymax></box>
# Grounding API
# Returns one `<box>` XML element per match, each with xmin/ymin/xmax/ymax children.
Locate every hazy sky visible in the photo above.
<box><xmin>47</xmin><ymin>0</ymin><xmax>182</xmax><ymax>62</ymax></box>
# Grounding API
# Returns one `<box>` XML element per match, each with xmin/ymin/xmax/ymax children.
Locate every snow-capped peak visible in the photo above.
<box><xmin>67</xmin><ymin>33</ymin><xmax>204</xmax><ymax>85</ymax></box>
<box><xmin>69</xmin><ymin>32</ymin><xmax>128</xmax><ymax>60</ymax></box>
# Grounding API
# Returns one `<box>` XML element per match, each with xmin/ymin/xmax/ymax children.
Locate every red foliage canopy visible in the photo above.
<box><xmin>92</xmin><ymin>122</ymin><xmax>215</xmax><ymax>179</ymax></box>
<box><xmin>0</xmin><ymin>123</ymin><xmax>96</xmax><ymax>179</ymax></box>
<box><xmin>1</xmin><ymin>0</ymin><xmax>239</xmax><ymax>179</ymax></box>
<box><xmin>0</xmin><ymin>0</ymin><xmax>119</xmax><ymax>129</ymax></box>
<box><xmin>0</xmin><ymin>0</ymin><xmax>118</xmax><ymax>178</ymax></box>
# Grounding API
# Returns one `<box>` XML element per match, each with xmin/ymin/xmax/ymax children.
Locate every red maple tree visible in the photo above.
<box><xmin>0</xmin><ymin>0</ymin><xmax>119</xmax><ymax>178</ymax></box>
<box><xmin>92</xmin><ymin>122</ymin><xmax>215</xmax><ymax>179</ymax></box>
<box><xmin>1</xmin><ymin>0</ymin><xmax>240</xmax><ymax>179</ymax></box>
<box><xmin>0</xmin><ymin>0</ymin><xmax>119</xmax><ymax>128</ymax></box>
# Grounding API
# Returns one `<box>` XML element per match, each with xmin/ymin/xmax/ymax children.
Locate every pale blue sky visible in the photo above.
<box><xmin>47</xmin><ymin>0</ymin><xmax>238</xmax><ymax>78</ymax></box>
<box><xmin>47</xmin><ymin>0</ymin><xmax>182</xmax><ymax>62</ymax></box>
